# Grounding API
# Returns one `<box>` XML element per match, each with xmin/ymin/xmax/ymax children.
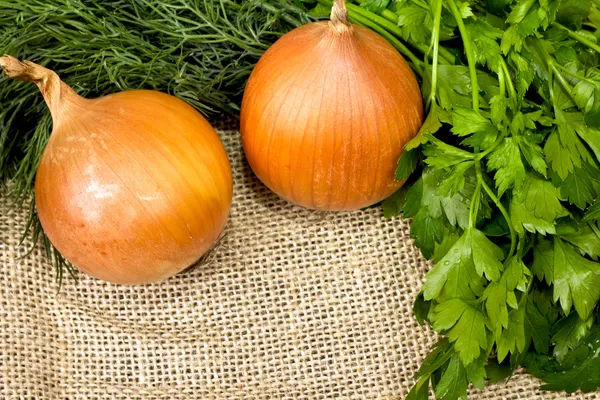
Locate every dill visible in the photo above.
<box><xmin>0</xmin><ymin>0</ymin><xmax>310</xmax><ymax>282</ymax></box>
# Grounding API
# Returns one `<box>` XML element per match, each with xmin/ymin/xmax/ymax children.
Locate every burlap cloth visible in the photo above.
<box><xmin>1</xmin><ymin>126</ymin><xmax>598</xmax><ymax>399</ymax></box>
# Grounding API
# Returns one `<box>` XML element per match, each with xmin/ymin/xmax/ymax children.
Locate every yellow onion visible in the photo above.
<box><xmin>0</xmin><ymin>55</ymin><xmax>233</xmax><ymax>284</ymax></box>
<box><xmin>240</xmin><ymin>0</ymin><xmax>424</xmax><ymax>211</ymax></box>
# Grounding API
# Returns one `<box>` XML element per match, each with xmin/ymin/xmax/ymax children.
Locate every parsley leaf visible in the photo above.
<box><xmin>395</xmin><ymin>2</ymin><xmax>433</xmax><ymax>44</ymax></box>
<box><xmin>423</xmin><ymin>227</ymin><xmax>503</xmax><ymax>301</ymax></box>
<box><xmin>359</xmin><ymin>0</ymin><xmax>390</xmax><ymax>13</ymax></box>
<box><xmin>465</xmin><ymin>352</ymin><xmax>488</xmax><ymax>390</ymax></box>
<box><xmin>484</xmin><ymin>257</ymin><xmax>530</xmax><ymax>331</ymax></box>
<box><xmin>524</xmin><ymin>300</ymin><xmax>551</xmax><ymax>354</ymax></box>
<box><xmin>551</xmin><ymin>312</ymin><xmax>594</xmax><ymax>363</ymax></box>
<box><xmin>562</xmin><ymin>222</ymin><xmax>600</xmax><ymax>259</ymax></box>
<box><xmin>556</xmin><ymin>162</ymin><xmax>600</xmax><ymax>210</ymax></box>
<box><xmin>487</xmin><ymin>138</ymin><xmax>527</xmax><ymax>196</ymax></box>
<box><xmin>516</xmin><ymin>174</ymin><xmax>568</xmax><ymax>221</ymax></box>
<box><xmin>529</xmin><ymin>326</ymin><xmax>600</xmax><ymax>393</ymax></box>
<box><xmin>502</xmin><ymin>0</ymin><xmax>560</xmax><ymax>54</ymax></box>
<box><xmin>548</xmin><ymin>110</ymin><xmax>597</xmax><ymax>180</ymax></box>
<box><xmin>451</xmin><ymin>107</ymin><xmax>496</xmax><ymax>136</ymax></box>
<box><xmin>568</xmin><ymin>111</ymin><xmax>600</xmax><ymax>160</ymax></box>
<box><xmin>553</xmin><ymin>238</ymin><xmax>600</xmax><ymax>318</ymax></box>
<box><xmin>532</xmin><ymin>237</ymin><xmax>555</xmax><ymax>284</ymax></box>
<box><xmin>381</xmin><ymin>187</ymin><xmax>407</xmax><ymax>218</ymax></box>
<box><xmin>510</xmin><ymin>174</ymin><xmax>568</xmax><ymax>235</ymax></box>
<box><xmin>556</xmin><ymin>0</ymin><xmax>592</xmax><ymax>30</ymax></box>
<box><xmin>424</xmin><ymin>137</ymin><xmax>475</xmax><ymax>169</ymax></box>
<box><xmin>395</xmin><ymin>149</ymin><xmax>419</xmax><ymax>181</ymax></box>
<box><xmin>434</xmin><ymin>355</ymin><xmax>468</xmax><ymax>400</ymax></box>
<box><xmin>403</xmin><ymin>176</ymin><xmax>443</xmax><ymax>258</ymax></box>
<box><xmin>432</xmin><ymin>299</ymin><xmax>489</xmax><ymax>364</ymax></box>
<box><xmin>584</xmin><ymin>196</ymin><xmax>600</xmax><ymax>222</ymax></box>
<box><xmin>464</xmin><ymin>19</ymin><xmax>503</xmax><ymax>71</ymax></box>
<box><xmin>437</xmin><ymin>65</ymin><xmax>473</xmax><ymax>110</ymax></box>
<box><xmin>496</xmin><ymin>306</ymin><xmax>526</xmax><ymax>362</ymax></box>
<box><xmin>405</xmin><ymin>103</ymin><xmax>451</xmax><ymax>150</ymax></box>
<box><xmin>412</xmin><ymin>209</ymin><xmax>444</xmax><ymax>259</ymax></box>
<box><xmin>517</xmin><ymin>135</ymin><xmax>548</xmax><ymax>177</ymax></box>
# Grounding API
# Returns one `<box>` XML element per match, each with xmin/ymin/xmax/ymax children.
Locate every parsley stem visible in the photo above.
<box><xmin>426</xmin><ymin>0</ymin><xmax>443</xmax><ymax>110</ymax></box>
<box><xmin>346</xmin><ymin>12</ymin><xmax>425</xmax><ymax>75</ymax></box>
<box><xmin>447</xmin><ymin>0</ymin><xmax>479</xmax><ymax>111</ymax></box>
<box><xmin>410</xmin><ymin>0</ymin><xmax>430</xmax><ymax>10</ymax></box>
<box><xmin>589</xmin><ymin>222</ymin><xmax>600</xmax><ymax>241</ymax></box>
<box><xmin>498</xmin><ymin>63</ymin><xmax>506</xmax><ymax>99</ymax></box>
<box><xmin>553</xmin><ymin>22</ymin><xmax>600</xmax><ymax>54</ymax></box>
<box><xmin>346</xmin><ymin>1</ymin><xmax>454</xmax><ymax>65</ymax></box>
<box><xmin>376</xmin><ymin>9</ymin><xmax>455</xmax><ymax>65</ymax></box>
<box><xmin>500</xmin><ymin>58</ymin><xmax>517</xmax><ymax>102</ymax></box>
<box><xmin>469</xmin><ymin>179</ymin><xmax>482</xmax><ymax>228</ymax></box>
<box><xmin>552</xmin><ymin>62</ymin><xmax>599</xmax><ymax>85</ymax></box>
<box><xmin>476</xmin><ymin>135</ymin><xmax>505</xmax><ymax>160</ymax></box>
<box><xmin>550</xmin><ymin>64</ymin><xmax>579</xmax><ymax>106</ymax></box>
<box><xmin>548</xmin><ymin>65</ymin><xmax>555</xmax><ymax>101</ymax></box>
<box><xmin>480</xmin><ymin>179</ymin><xmax>517</xmax><ymax>258</ymax></box>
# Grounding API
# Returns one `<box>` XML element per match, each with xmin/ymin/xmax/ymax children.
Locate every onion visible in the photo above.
<box><xmin>0</xmin><ymin>56</ymin><xmax>233</xmax><ymax>284</ymax></box>
<box><xmin>240</xmin><ymin>0</ymin><xmax>424</xmax><ymax>211</ymax></box>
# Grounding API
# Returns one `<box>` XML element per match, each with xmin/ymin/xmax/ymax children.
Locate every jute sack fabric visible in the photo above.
<box><xmin>0</xmin><ymin>126</ymin><xmax>598</xmax><ymax>399</ymax></box>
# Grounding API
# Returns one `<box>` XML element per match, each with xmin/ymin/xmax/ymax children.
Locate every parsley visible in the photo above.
<box><xmin>337</xmin><ymin>0</ymin><xmax>600</xmax><ymax>397</ymax></box>
<box><xmin>526</xmin><ymin>326</ymin><xmax>600</xmax><ymax>393</ymax></box>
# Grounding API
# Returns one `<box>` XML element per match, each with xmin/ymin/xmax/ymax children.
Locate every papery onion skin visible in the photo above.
<box><xmin>1</xmin><ymin>56</ymin><xmax>232</xmax><ymax>285</ymax></box>
<box><xmin>240</xmin><ymin>17</ymin><xmax>424</xmax><ymax>211</ymax></box>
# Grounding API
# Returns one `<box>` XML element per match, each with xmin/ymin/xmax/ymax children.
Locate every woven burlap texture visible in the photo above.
<box><xmin>0</xmin><ymin>127</ymin><xmax>597</xmax><ymax>400</ymax></box>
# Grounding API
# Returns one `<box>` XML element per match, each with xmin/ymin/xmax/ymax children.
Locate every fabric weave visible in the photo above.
<box><xmin>0</xmin><ymin>128</ymin><xmax>597</xmax><ymax>399</ymax></box>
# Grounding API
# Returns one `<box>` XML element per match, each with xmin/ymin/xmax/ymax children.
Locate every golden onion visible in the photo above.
<box><xmin>240</xmin><ymin>0</ymin><xmax>424</xmax><ymax>211</ymax></box>
<box><xmin>0</xmin><ymin>55</ymin><xmax>233</xmax><ymax>284</ymax></box>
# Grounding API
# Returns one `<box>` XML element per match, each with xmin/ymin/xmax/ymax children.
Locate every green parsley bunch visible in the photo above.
<box><xmin>348</xmin><ymin>0</ymin><xmax>600</xmax><ymax>397</ymax></box>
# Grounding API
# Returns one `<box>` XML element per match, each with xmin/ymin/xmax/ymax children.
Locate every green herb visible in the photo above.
<box><xmin>349</xmin><ymin>0</ymin><xmax>600</xmax><ymax>397</ymax></box>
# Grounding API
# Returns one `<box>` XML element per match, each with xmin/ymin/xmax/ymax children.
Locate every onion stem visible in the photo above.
<box><xmin>331</xmin><ymin>0</ymin><xmax>350</xmax><ymax>26</ymax></box>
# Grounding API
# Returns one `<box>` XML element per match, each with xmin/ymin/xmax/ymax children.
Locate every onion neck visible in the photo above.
<box><xmin>0</xmin><ymin>55</ymin><xmax>85</xmax><ymax>125</ymax></box>
<box><xmin>329</xmin><ymin>0</ymin><xmax>352</xmax><ymax>34</ymax></box>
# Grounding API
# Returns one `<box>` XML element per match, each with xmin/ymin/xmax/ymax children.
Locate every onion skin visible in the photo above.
<box><xmin>1</xmin><ymin>56</ymin><xmax>232</xmax><ymax>284</ymax></box>
<box><xmin>240</xmin><ymin>20</ymin><xmax>424</xmax><ymax>211</ymax></box>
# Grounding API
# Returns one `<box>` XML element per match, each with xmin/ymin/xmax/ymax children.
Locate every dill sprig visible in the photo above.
<box><xmin>0</xmin><ymin>0</ymin><xmax>310</xmax><ymax>282</ymax></box>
